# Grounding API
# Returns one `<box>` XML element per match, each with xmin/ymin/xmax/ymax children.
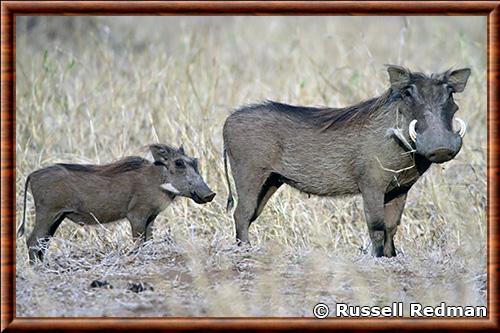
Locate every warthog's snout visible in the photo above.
<box><xmin>203</xmin><ymin>192</ymin><xmax>216</xmax><ymax>203</ymax></box>
<box><xmin>409</xmin><ymin>117</ymin><xmax>465</xmax><ymax>164</ymax></box>
<box><xmin>190</xmin><ymin>188</ymin><xmax>216</xmax><ymax>204</ymax></box>
<box><xmin>416</xmin><ymin>133</ymin><xmax>462</xmax><ymax>164</ymax></box>
<box><xmin>426</xmin><ymin>147</ymin><xmax>457</xmax><ymax>163</ymax></box>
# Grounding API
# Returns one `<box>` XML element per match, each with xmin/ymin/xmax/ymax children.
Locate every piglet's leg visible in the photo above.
<box><xmin>127</xmin><ymin>211</ymin><xmax>147</xmax><ymax>243</ymax></box>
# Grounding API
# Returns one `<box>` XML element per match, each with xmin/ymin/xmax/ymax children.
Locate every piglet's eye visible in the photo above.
<box><xmin>447</xmin><ymin>85</ymin><xmax>454</xmax><ymax>96</ymax></box>
<box><xmin>175</xmin><ymin>159</ymin><xmax>185</xmax><ymax>169</ymax></box>
<box><xmin>403</xmin><ymin>87</ymin><xmax>413</xmax><ymax>98</ymax></box>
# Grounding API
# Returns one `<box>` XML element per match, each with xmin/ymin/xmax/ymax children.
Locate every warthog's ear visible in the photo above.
<box><xmin>177</xmin><ymin>146</ymin><xmax>185</xmax><ymax>155</ymax></box>
<box><xmin>149</xmin><ymin>144</ymin><xmax>176</xmax><ymax>161</ymax></box>
<box><xmin>447</xmin><ymin>68</ymin><xmax>471</xmax><ymax>93</ymax></box>
<box><xmin>386</xmin><ymin>65</ymin><xmax>410</xmax><ymax>86</ymax></box>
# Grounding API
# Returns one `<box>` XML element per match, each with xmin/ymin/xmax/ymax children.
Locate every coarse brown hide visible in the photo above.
<box><xmin>223</xmin><ymin>65</ymin><xmax>470</xmax><ymax>257</ymax></box>
<box><xmin>19</xmin><ymin>144</ymin><xmax>215</xmax><ymax>263</ymax></box>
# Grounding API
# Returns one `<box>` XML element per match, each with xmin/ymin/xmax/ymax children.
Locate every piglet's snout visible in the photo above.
<box><xmin>202</xmin><ymin>191</ymin><xmax>216</xmax><ymax>203</ymax></box>
<box><xmin>191</xmin><ymin>181</ymin><xmax>216</xmax><ymax>204</ymax></box>
<box><xmin>197</xmin><ymin>185</ymin><xmax>216</xmax><ymax>203</ymax></box>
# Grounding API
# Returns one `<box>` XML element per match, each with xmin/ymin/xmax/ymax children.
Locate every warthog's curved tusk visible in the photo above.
<box><xmin>454</xmin><ymin>117</ymin><xmax>467</xmax><ymax>138</ymax></box>
<box><xmin>409</xmin><ymin>120</ymin><xmax>417</xmax><ymax>142</ymax></box>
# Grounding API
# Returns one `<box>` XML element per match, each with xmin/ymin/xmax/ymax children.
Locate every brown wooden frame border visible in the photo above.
<box><xmin>1</xmin><ymin>1</ymin><xmax>499</xmax><ymax>331</ymax></box>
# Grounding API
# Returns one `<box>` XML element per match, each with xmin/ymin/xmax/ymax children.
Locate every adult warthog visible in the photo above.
<box><xmin>18</xmin><ymin>144</ymin><xmax>215</xmax><ymax>263</ymax></box>
<box><xmin>223</xmin><ymin>65</ymin><xmax>470</xmax><ymax>257</ymax></box>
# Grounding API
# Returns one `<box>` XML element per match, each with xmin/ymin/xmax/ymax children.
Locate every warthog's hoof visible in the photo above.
<box><xmin>371</xmin><ymin>246</ymin><xmax>385</xmax><ymax>258</ymax></box>
<box><xmin>235</xmin><ymin>238</ymin><xmax>251</xmax><ymax>247</ymax></box>
<box><xmin>127</xmin><ymin>282</ymin><xmax>154</xmax><ymax>293</ymax></box>
<box><xmin>90</xmin><ymin>280</ymin><xmax>113</xmax><ymax>289</ymax></box>
<box><xmin>383</xmin><ymin>247</ymin><xmax>397</xmax><ymax>258</ymax></box>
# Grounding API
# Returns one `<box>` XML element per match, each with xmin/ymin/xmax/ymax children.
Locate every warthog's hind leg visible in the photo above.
<box><xmin>27</xmin><ymin>209</ymin><xmax>65</xmax><ymax>264</ymax></box>
<box><xmin>254</xmin><ymin>173</ymin><xmax>283</xmax><ymax>219</ymax></box>
<box><xmin>233</xmin><ymin>172</ymin><xmax>272</xmax><ymax>245</ymax></box>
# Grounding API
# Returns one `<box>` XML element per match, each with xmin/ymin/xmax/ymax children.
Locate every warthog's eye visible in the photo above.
<box><xmin>402</xmin><ymin>86</ymin><xmax>414</xmax><ymax>99</ymax></box>
<box><xmin>175</xmin><ymin>159</ymin><xmax>186</xmax><ymax>169</ymax></box>
<box><xmin>446</xmin><ymin>85</ymin><xmax>454</xmax><ymax>98</ymax></box>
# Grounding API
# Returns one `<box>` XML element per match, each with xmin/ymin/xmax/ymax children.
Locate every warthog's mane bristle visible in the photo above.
<box><xmin>247</xmin><ymin>91</ymin><xmax>392</xmax><ymax>131</ymax></box>
<box><xmin>56</xmin><ymin>156</ymin><xmax>149</xmax><ymax>176</ymax></box>
<box><xmin>242</xmin><ymin>70</ymin><xmax>441</xmax><ymax>132</ymax></box>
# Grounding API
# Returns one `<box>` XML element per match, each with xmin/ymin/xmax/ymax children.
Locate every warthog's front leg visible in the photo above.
<box><xmin>383</xmin><ymin>193</ymin><xmax>407</xmax><ymax>257</ymax></box>
<box><xmin>144</xmin><ymin>213</ymin><xmax>158</xmax><ymax>242</ymax></box>
<box><xmin>127</xmin><ymin>212</ymin><xmax>148</xmax><ymax>243</ymax></box>
<box><xmin>127</xmin><ymin>211</ymin><xmax>158</xmax><ymax>243</ymax></box>
<box><xmin>361</xmin><ymin>188</ymin><xmax>385</xmax><ymax>257</ymax></box>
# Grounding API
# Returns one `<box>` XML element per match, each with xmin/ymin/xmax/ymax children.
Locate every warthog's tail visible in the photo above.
<box><xmin>17</xmin><ymin>173</ymin><xmax>31</xmax><ymax>238</ymax></box>
<box><xmin>223</xmin><ymin>147</ymin><xmax>235</xmax><ymax>213</ymax></box>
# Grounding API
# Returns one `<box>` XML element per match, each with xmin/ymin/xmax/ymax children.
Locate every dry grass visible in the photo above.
<box><xmin>15</xmin><ymin>16</ymin><xmax>486</xmax><ymax>317</ymax></box>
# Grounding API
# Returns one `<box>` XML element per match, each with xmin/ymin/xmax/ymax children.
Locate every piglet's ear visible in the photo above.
<box><xmin>386</xmin><ymin>65</ymin><xmax>411</xmax><ymax>86</ymax></box>
<box><xmin>447</xmin><ymin>68</ymin><xmax>471</xmax><ymax>93</ymax></box>
<box><xmin>177</xmin><ymin>146</ymin><xmax>185</xmax><ymax>155</ymax></box>
<box><xmin>149</xmin><ymin>144</ymin><xmax>175</xmax><ymax>161</ymax></box>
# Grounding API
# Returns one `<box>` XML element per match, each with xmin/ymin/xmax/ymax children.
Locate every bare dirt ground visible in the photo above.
<box><xmin>15</xmin><ymin>16</ymin><xmax>486</xmax><ymax>317</ymax></box>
